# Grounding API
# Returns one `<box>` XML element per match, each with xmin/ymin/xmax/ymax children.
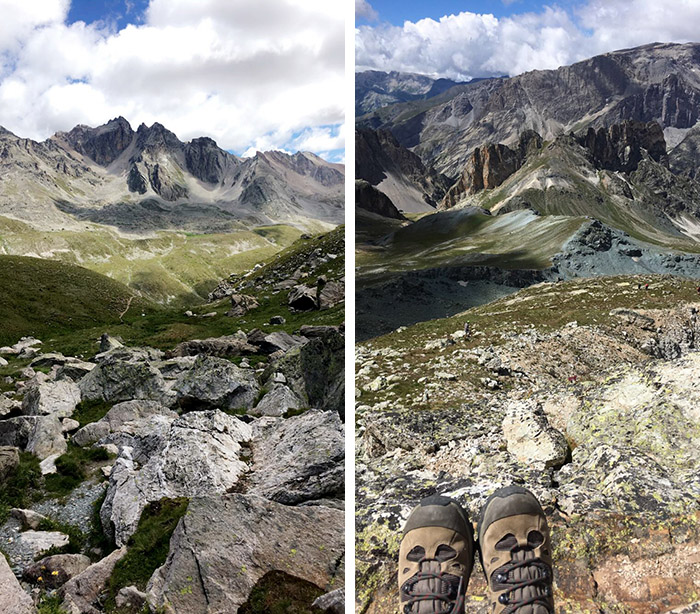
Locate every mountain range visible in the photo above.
<box><xmin>356</xmin><ymin>42</ymin><xmax>700</xmax><ymax>338</ymax></box>
<box><xmin>0</xmin><ymin>117</ymin><xmax>343</xmax><ymax>233</ymax></box>
<box><xmin>0</xmin><ymin>118</ymin><xmax>344</xmax><ymax>302</ymax></box>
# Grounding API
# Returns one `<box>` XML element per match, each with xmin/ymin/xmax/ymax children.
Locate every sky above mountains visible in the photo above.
<box><xmin>0</xmin><ymin>0</ymin><xmax>344</xmax><ymax>162</ymax></box>
<box><xmin>356</xmin><ymin>0</ymin><xmax>700</xmax><ymax>80</ymax></box>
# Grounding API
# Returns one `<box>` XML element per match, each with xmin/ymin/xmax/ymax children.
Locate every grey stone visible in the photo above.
<box><xmin>0</xmin><ymin>552</ymin><xmax>36</xmax><ymax>614</ymax></box>
<box><xmin>27</xmin><ymin>415</ymin><xmax>67</xmax><ymax>460</ymax></box>
<box><xmin>173</xmin><ymin>355</ymin><xmax>259</xmax><ymax>411</ymax></box>
<box><xmin>147</xmin><ymin>494</ymin><xmax>344</xmax><ymax>614</ymax></box>
<box><xmin>56</xmin><ymin>360</ymin><xmax>96</xmax><ymax>381</ymax></box>
<box><xmin>318</xmin><ymin>280</ymin><xmax>344</xmax><ymax>310</ymax></box>
<box><xmin>0</xmin><ymin>445</ymin><xmax>20</xmax><ymax>481</ymax></box>
<box><xmin>10</xmin><ymin>508</ymin><xmax>47</xmax><ymax>530</ymax></box>
<box><xmin>248</xmin><ymin>409</ymin><xmax>344</xmax><ymax>504</ymax></box>
<box><xmin>102</xmin><ymin>410</ymin><xmax>252</xmax><ymax>546</ymax></box>
<box><xmin>23</xmin><ymin>553</ymin><xmax>91</xmax><ymax>589</ymax></box>
<box><xmin>59</xmin><ymin>547</ymin><xmax>127</xmax><ymax>614</ymax></box>
<box><xmin>115</xmin><ymin>586</ymin><xmax>147</xmax><ymax>610</ymax></box>
<box><xmin>250</xmin><ymin>384</ymin><xmax>301</xmax><ymax>417</ymax></box>
<box><xmin>22</xmin><ymin>379</ymin><xmax>81</xmax><ymax>418</ymax></box>
<box><xmin>19</xmin><ymin>530</ymin><xmax>69</xmax><ymax>557</ymax></box>
<box><xmin>313</xmin><ymin>588</ymin><xmax>345</xmax><ymax>613</ymax></box>
<box><xmin>288</xmin><ymin>284</ymin><xmax>318</xmax><ymax>311</ymax></box>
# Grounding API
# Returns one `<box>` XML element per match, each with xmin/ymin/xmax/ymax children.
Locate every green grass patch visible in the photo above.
<box><xmin>238</xmin><ymin>571</ymin><xmax>325</xmax><ymax>614</ymax></box>
<box><xmin>36</xmin><ymin>517</ymin><xmax>87</xmax><ymax>557</ymax></box>
<box><xmin>37</xmin><ymin>595</ymin><xmax>68</xmax><ymax>614</ymax></box>
<box><xmin>105</xmin><ymin>497</ymin><xmax>189</xmax><ymax>612</ymax></box>
<box><xmin>44</xmin><ymin>444</ymin><xmax>112</xmax><ymax>497</ymax></box>
<box><xmin>72</xmin><ymin>399</ymin><xmax>113</xmax><ymax>428</ymax></box>
<box><xmin>0</xmin><ymin>452</ymin><xmax>43</xmax><ymax>524</ymax></box>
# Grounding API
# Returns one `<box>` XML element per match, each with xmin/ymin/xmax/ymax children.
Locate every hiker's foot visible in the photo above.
<box><xmin>478</xmin><ymin>486</ymin><xmax>554</xmax><ymax>614</ymax></box>
<box><xmin>398</xmin><ymin>495</ymin><xmax>475</xmax><ymax>614</ymax></box>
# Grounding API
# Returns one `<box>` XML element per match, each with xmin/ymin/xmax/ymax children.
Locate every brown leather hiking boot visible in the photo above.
<box><xmin>398</xmin><ymin>495</ymin><xmax>475</xmax><ymax>614</ymax></box>
<box><xmin>477</xmin><ymin>486</ymin><xmax>554</xmax><ymax>614</ymax></box>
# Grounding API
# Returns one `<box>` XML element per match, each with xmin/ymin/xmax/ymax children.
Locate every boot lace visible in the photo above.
<box><xmin>401</xmin><ymin>557</ymin><xmax>464</xmax><ymax>614</ymax></box>
<box><xmin>491</xmin><ymin>554</ymin><xmax>552</xmax><ymax>614</ymax></box>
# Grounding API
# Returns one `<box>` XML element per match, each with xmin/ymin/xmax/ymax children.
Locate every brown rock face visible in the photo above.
<box><xmin>441</xmin><ymin>132</ymin><xmax>540</xmax><ymax>208</ymax></box>
<box><xmin>580</xmin><ymin>120</ymin><xmax>668</xmax><ymax>172</ymax></box>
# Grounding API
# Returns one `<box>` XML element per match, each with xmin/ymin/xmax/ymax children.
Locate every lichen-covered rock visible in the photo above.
<box><xmin>101</xmin><ymin>410</ymin><xmax>252</xmax><ymax>546</ymax></box>
<box><xmin>146</xmin><ymin>494</ymin><xmax>344</xmax><ymax>614</ymax></box>
<box><xmin>27</xmin><ymin>415</ymin><xmax>67</xmax><ymax>460</ymax></box>
<box><xmin>0</xmin><ymin>445</ymin><xmax>20</xmax><ymax>481</ymax></box>
<box><xmin>0</xmin><ymin>551</ymin><xmax>36</xmax><ymax>614</ymax></box>
<box><xmin>502</xmin><ymin>400</ymin><xmax>569</xmax><ymax>468</ymax></box>
<box><xmin>19</xmin><ymin>530</ymin><xmax>70</xmax><ymax>557</ymax></box>
<box><xmin>249</xmin><ymin>384</ymin><xmax>302</xmax><ymax>417</ymax></box>
<box><xmin>249</xmin><ymin>409</ymin><xmax>344</xmax><ymax>504</ymax></box>
<box><xmin>72</xmin><ymin>400</ymin><xmax>177</xmax><ymax>447</ymax></box>
<box><xmin>22</xmin><ymin>379</ymin><xmax>81</xmax><ymax>418</ymax></box>
<box><xmin>59</xmin><ymin>547</ymin><xmax>127</xmax><ymax>614</ymax></box>
<box><xmin>167</xmin><ymin>336</ymin><xmax>256</xmax><ymax>358</ymax></box>
<box><xmin>173</xmin><ymin>355</ymin><xmax>259</xmax><ymax>411</ymax></box>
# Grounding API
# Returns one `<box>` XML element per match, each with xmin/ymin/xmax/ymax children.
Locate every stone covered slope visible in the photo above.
<box><xmin>355</xmin><ymin>275</ymin><xmax>700</xmax><ymax>614</ymax></box>
<box><xmin>0</xmin><ymin>245</ymin><xmax>345</xmax><ymax>613</ymax></box>
<box><xmin>360</xmin><ymin>42</ymin><xmax>700</xmax><ymax>177</ymax></box>
<box><xmin>0</xmin><ymin>118</ymin><xmax>344</xmax><ymax>232</ymax></box>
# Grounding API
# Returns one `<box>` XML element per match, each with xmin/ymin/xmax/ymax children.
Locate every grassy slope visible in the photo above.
<box><xmin>0</xmin><ymin>229</ymin><xmax>345</xmax><ymax>357</ymax></box>
<box><xmin>0</xmin><ymin>216</ymin><xmax>302</xmax><ymax>304</ymax></box>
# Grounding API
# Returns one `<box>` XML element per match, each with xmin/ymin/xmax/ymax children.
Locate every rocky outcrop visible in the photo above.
<box><xmin>441</xmin><ymin>130</ymin><xmax>542</xmax><ymax>208</ymax></box>
<box><xmin>147</xmin><ymin>494</ymin><xmax>344</xmax><ymax>614</ymax></box>
<box><xmin>248</xmin><ymin>410</ymin><xmax>344</xmax><ymax>504</ymax></box>
<box><xmin>22</xmin><ymin>379</ymin><xmax>80</xmax><ymax>418</ymax></box>
<box><xmin>356</xmin><ymin>128</ymin><xmax>452</xmax><ymax>210</ymax></box>
<box><xmin>579</xmin><ymin>120</ymin><xmax>667</xmax><ymax>172</ymax></box>
<box><xmin>184</xmin><ymin>136</ymin><xmax>238</xmax><ymax>184</ymax></box>
<box><xmin>101</xmin><ymin>410</ymin><xmax>252</xmax><ymax>546</ymax></box>
<box><xmin>62</xmin><ymin>117</ymin><xmax>134</xmax><ymax>167</ymax></box>
<box><xmin>168</xmin><ymin>335</ymin><xmax>256</xmax><ymax>358</ymax></box>
<box><xmin>355</xmin><ymin>179</ymin><xmax>406</xmax><ymax>220</ymax></box>
<box><xmin>226</xmin><ymin>293</ymin><xmax>259</xmax><ymax>317</ymax></box>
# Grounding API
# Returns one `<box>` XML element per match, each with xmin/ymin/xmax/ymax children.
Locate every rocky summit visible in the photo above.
<box><xmin>0</xmin><ymin>234</ymin><xmax>345</xmax><ymax>613</ymax></box>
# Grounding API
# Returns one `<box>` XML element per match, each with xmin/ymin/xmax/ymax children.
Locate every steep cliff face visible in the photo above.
<box><xmin>61</xmin><ymin>116</ymin><xmax>134</xmax><ymax>166</ymax></box>
<box><xmin>578</xmin><ymin>120</ymin><xmax>668</xmax><ymax>172</ymax></box>
<box><xmin>355</xmin><ymin>128</ymin><xmax>452</xmax><ymax>212</ymax></box>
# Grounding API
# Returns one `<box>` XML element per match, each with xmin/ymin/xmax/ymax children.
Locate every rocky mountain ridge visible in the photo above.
<box><xmin>0</xmin><ymin>118</ymin><xmax>344</xmax><ymax>232</ymax></box>
<box><xmin>359</xmin><ymin>42</ymin><xmax>700</xmax><ymax>177</ymax></box>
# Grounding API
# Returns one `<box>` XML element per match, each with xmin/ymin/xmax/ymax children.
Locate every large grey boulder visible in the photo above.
<box><xmin>19</xmin><ymin>530</ymin><xmax>70</xmax><ymax>558</ymax></box>
<box><xmin>288</xmin><ymin>284</ymin><xmax>318</xmax><ymax>311</ymax></box>
<box><xmin>318</xmin><ymin>280</ymin><xmax>344</xmax><ymax>310</ymax></box>
<box><xmin>79</xmin><ymin>350</ymin><xmax>171</xmax><ymax>405</ymax></box>
<box><xmin>247</xmin><ymin>330</ymin><xmax>308</xmax><ymax>355</ymax></box>
<box><xmin>59</xmin><ymin>547</ymin><xmax>127</xmax><ymax>614</ymax></box>
<box><xmin>173</xmin><ymin>356</ymin><xmax>259</xmax><ymax>411</ymax></box>
<box><xmin>72</xmin><ymin>400</ymin><xmax>177</xmax><ymax>447</ymax></box>
<box><xmin>27</xmin><ymin>415</ymin><xmax>67</xmax><ymax>460</ymax></box>
<box><xmin>147</xmin><ymin>494</ymin><xmax>344</xmax><ymax>614</ymax></box>
<box><xmin>56</xmin><ymin>360</ymin><xmax>96</xmax><ymax>381</ymax></box>
<box><xmin>0</xmin><ymin>417</ymin><xmax>36</xmax><ymax>449</ymax></box>
<box><xmin>22</xmin><ymin>379</ymin><xmax>81</xmax><ymax>418</ymax></box>
<box><xmin>250</xmin><ymin>384</ymin><xmax>302</xmax><ymax>417</ymax></box>
<box><xmin>249</xmin><ymin>409</ymin><xmax>344</xmax><ymax>504</ymax></box>
<box><xmin>101</xmin><ymin>410</ymin><xmax>252</xmax><ymax>546</ymax></box>
<box><xmin>168</xmin><ymin>336</ymin><xmax>256</xmax><ymax>358</ymax></box>
<box><xmin>0</xmin><ymin>393</ymin><xmax>21</xmax><ymax>417</ymax></box>
<box><xmin>0</xmin><ymin>552</ymin><xmax>36</xmax><ymax>614</ymax></box>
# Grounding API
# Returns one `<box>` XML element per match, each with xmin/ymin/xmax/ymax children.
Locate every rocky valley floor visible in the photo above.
<box><xmin>356</xmin><ymin>274</ymin><xmax>700</xmax><ymax>614</ymax></box>
<box><xmin>0</xmin><ymin>230</ymin><xmax>345</xmax><ymax>614</ymax></box>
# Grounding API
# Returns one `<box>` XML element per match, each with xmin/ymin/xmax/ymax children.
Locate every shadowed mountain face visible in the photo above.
<box><xmin>0</xmin><ymin>118</ymin><xmax>344</xmax><ymax>232</ymax></box>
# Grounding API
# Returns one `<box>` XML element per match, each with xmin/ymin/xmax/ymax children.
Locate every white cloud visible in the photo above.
<box><xmin>0</xmin><ymin>0</ymin><xmax>345</xmax><ymax>159</ymax></box>
<box><xmin>356</xmin><ymin>0</ymin><xmax>700</xmax><ymax>80</ymax></box>
<box><xmin>356</xmin><ymin>0</ymin><xmax>378</xmax><ymax>21</ymax></box>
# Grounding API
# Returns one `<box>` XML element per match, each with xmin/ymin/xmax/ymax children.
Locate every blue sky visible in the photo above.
<box><xmin>357</xmin><ymin>0</ymin><xmax>580</xmax><ymax>25</ymax></box>
<box><xmin>1</xmin><ymin>0</ymin><xmax>344</xmax><ymax>163</ymax></box>
<box><xmin>67</xmin><ymin>0</ymin><xmax>148</xmax><ymax>28</ymax></box>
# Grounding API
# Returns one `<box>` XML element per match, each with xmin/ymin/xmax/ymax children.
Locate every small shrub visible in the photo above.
<box><xmin>72</xmin><ymin>399</ymin><xmax>112</xmax><ymax>428</ymax></box>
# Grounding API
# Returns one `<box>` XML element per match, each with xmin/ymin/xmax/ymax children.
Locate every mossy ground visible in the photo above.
<box><xmin>105</xmin><ymin>498</ymin><xmax>189</xmax><ymax>612</ymax></box>
<box><xmin>0</xmin><ymin>452</ymin><xmax>42</xmax><ymax>524</ymax></box>
<box><xmin>43</xmin><ymin>444</ymin><xmax>113</xmax><ymax>498</ymax></box>
<box><xmin>238</xmin><ymin>571</ymin><xmax>325</xmax><ymax>614</ymax></box>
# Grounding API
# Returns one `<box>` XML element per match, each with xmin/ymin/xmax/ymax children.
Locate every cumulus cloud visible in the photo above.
<box><xmin>356</xmin><ymin>0</ymin><xmax>698</xmax><ymax>80</ymax></box>
<box><xmin>356</xmin><ymin>0</ymin><xmax>378</xmax><ymax>22</ymax></box>
<box><xmin>0</xmin><ymin>0</ymin><xmax>344</xmax><ymax>159</ymax></box>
